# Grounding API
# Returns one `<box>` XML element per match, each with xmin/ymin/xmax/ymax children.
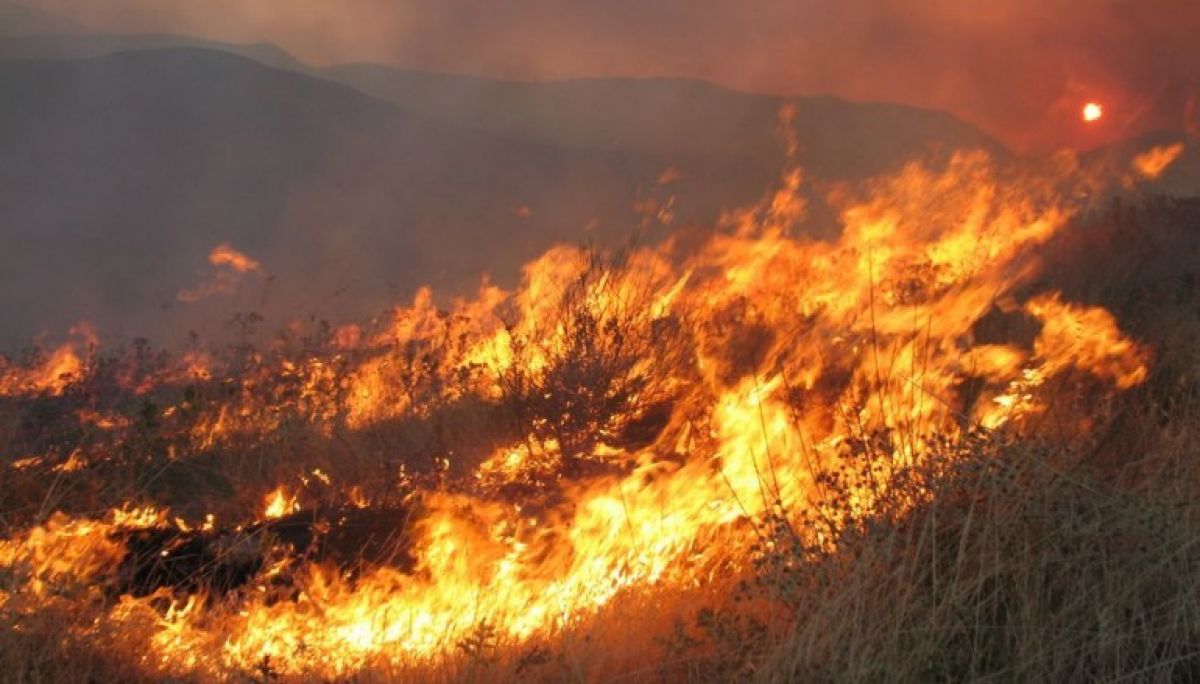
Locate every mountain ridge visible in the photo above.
<box><xmin>0</xmin><ymin>42</ymin><xmax>1081</xmax><ymax>347</ymax></box>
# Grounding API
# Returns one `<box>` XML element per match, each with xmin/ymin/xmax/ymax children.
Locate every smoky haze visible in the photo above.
<box><xmin>23</xmin><ymin>0</ymin><xmax>1200</xmax><ymax>151</ymax></box>
<box><xmin>2</xmin><ymin>1</ymin><xmax>1198</xmax><ymax>350</ymax></box>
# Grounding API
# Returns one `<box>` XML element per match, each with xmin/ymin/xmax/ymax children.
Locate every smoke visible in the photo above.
<box><xmin>20</xmin><ymin>0</ymin><xmax>1200</xmax><ymax>150</ymax></box>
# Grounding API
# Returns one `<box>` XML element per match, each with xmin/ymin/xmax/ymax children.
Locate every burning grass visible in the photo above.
<box><xmin>1</xmin><ymin>144</ymin><xmax>1199</xmax><ymax>682</ymax></box>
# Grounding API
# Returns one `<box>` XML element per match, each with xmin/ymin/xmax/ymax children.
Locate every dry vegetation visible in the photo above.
<box><xmin>1</xmin><ymin>153</ymin><xmax>1199</xmax><ymax>682</ymax></box>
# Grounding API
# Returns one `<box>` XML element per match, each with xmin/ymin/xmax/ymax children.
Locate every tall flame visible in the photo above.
<box><xmin>0</xmin><ymin>143</ymin><xmax>1172</xmax><ymax>680</ymax></box>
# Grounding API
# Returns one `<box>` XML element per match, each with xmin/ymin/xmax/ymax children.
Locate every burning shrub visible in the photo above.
<box><xmin>0</xmin><ymin>146</ymin><xmax>1190</xmax><ymax>681</ymax></box>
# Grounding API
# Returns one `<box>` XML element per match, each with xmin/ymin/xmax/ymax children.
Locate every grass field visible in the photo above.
<box><xmin>1</xmin><ymin>152</ymin><xmax>1198</xmax><ymax>682</ymax></box>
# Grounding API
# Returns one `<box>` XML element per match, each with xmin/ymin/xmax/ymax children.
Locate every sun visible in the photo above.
<box><xmin>1082</xmin><ymin>102</ymin><xmax>1104</xmax><ymax>123</ymax></box>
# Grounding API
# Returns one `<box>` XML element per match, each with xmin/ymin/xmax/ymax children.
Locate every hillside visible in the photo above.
<box><xmin>0</xmin><ymin>43</ymin><xmax>1009</xmax><ymax>346</ymax></box>
<box><xmin>0</xmin><ymin>32</ymin><xmax>309</xmax><ymax>71</ymax></box>
<box><xmin>0</xmin><ymin>48</ymin><xmax>672</xmax><ymax>345</ymax></box>
<box><xmin>327</xmin><ymin>63</ymin><xmax>1001</xmax><ymax>181</ymax></box>
<box><xmin>0</xmin><ymin>145</ymin><xmax>1197</xmax><ymax>681</ymax></box>
<box><xmin>3</xmin><ymin>7</ymin><xmax>1200</xmax><ymax>683</ymax></box>
<box><xmin>0</xmin><ymin>33</ymin><xmax>1001</xmax><ymax>184</ymax></box>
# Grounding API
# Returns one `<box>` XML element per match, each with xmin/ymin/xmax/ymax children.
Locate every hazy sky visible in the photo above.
<box><xmin>24</xmin><ymin>0</ymin><xmax>1200</xmax><ymax>151</ymax></box>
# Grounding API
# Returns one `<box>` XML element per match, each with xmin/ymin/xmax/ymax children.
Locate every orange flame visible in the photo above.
<box><xmin>0</xmin><ymin>322</ymin><xmax>96</xmax><ymax>396</ymax></box>
<box><xmin>209</xmin><ymin>243</ymin><xmax>261</xmax><ymax>273</ymax></box>
<box><xmin>1132</xmin><ymin>143</ymin><xmax>1185</xmax><ymax>180</ymax></box>
<box><xmin>178</xmin><ymin>243</ymin><xmax>263</xmax><ymax>303</ymax></box>
<box><xmin>0</xmin><ymin>142</ymin><xmax>1166</xmax><ymax>679</ymax></box>
<box><xmin>262</xmin><ymin>487</ymin><xmax>299</xmax><ymax>520</ymax></box>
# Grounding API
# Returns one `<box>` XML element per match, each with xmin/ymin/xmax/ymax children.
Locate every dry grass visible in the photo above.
<box><xmin>2</xmin><ymin>197</ymin><xmax>1200</xmax><ymax>682</ymax></box>
<box><xmin>754</xmin><ymin>440</ymin><xmax>1200</xmax><ymax>682</ymax></box>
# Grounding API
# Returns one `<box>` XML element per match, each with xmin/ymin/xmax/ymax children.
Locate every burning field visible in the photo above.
<box><xmin>2</xmin><ymin>134</ymin><xmax>1200</xmax><ymax>682</ymax></box>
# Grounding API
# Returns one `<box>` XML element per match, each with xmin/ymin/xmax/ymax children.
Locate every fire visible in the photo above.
<box><xmin>1025</xmin><ymin>293</ymin><xmax>1149</xmax><ymax>389</ymax></box>
<box><xmin>0</xmin><ymin>138</ymin><xmax>1168</xmax><ymax>679</ymax></box>
<box><xmin>262</xmin><ymin>487</ymin><xmax>299</xmax><ymax>520</ymax></box>
<box><xmin>1082</xmin><ymin>101</ymin><xmax>1104</xmax><ymax>122</ymax></box>
<box><xmin>208</xmin><ymin>242</ymin><xmax>261</xmax><ymax>273</ymax></box>
<box><xmin>0</xmin><ymin>322</ymin><xmax>96</xmax><ymax>396</ymax></box>
<box><xmin>178</xmin><ymin>243</ymin><xmax>263</xmax><ymax>302</ymax></box>
<box><xmin>1132</xmin><ymin>142</ymin><xmax>1186</xmax><ymax>180</ymax></box>
<box><xmin>0</xmin><ymin>506</ymin><xmax>167</xmax><ymax>597</ymax></box>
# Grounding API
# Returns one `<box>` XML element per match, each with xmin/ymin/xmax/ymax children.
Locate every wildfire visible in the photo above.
<box><xmin>262</xmin><ymin>487</ymin><xmax>299</xmax><ymax>520</ymax></box>
<box><xmin>1132</xmin><ymin>142</ymin><xmax>1186</xmax><ymax>180</ymax></box>
<box><xmin>1082</xmin><ymin>101</ymin><xmax>1104</xmax><ymax>123</ymax></box>
<box><xmin>0</xmin><ymin>322</ymin><xmax>96</xmax><ymax>396</ymax></box>
<box><xmin>0</xmin><ymin>136</ymin><xmax>1179</xmax><ymax>680</ymax></box>
<box><xmin>209</xmin><ymin>242</ymin><xmax>261</xmax><ymax>273</ymax></box>
<box><xmin>178</xmin><ymin>242</ymin><xmax>263</xmax><ymax>303</ymax></box>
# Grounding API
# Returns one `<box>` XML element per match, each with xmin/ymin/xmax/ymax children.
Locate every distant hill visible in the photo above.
<box><xmin>0</xmin><ymin>32</ymin><xmax>308</xmax><ymax>71</ymax></box>
<box><xmin>0</xmin><ymin>33</ymin><xmax>1002</xmax><ymax>182</ymax></box>
<box><xmin>325</xmin><ymin>64</ymin><xmax>1001</xmax><ymax>182</ymax></box>
<box><xmin>0</xmin><ymin>48</ymin><xmax>671</xmax><ymax>345</ymax></box>
<box><xmin>0</xmin><ymin>42</ymin><xmax>1009</xmax><ymax>346</ymax></box>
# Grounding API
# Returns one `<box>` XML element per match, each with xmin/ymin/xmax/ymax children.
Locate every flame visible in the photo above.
<box><xmin>0</xmin><ymin>322</ymin><xmax>96</xmax><ymax>396</ymax></box>
<box><xmin>1083</xmin><ymin>101</ymin><xmax>1104</xmax><ymax>122</ymax></box>
<box><xmin>0</xmin><ymin>506</ymin><xmax>167</xmax><ymax>597</ymax></box>
<box><xmin>1132</xmin><ymin>143</ymin><xmax>1185</xmax><ymax>180</ymax></box>
<box><xmin>178</xmin><ymin>243</ymin><xmax>263</xmax><ymax>302</ymax></box>
<box><xmin>1025</xmin><ymin>292</ymin><xmax>1149</xmax><ymax>389</ymax></box>
<box><xmin>208</xmin><ymin>243</ymin><xmax>261</xmax><ymax>273</ymax></box>
<box><xmin>262</xmin><ymin>487</ymin><xmax>299</xmax><ymax>520</ymax></box>
<box><xmin>0</xmin><ymin>142</ymin><xmax>1166</xmax><ymax>679</ymax></box>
